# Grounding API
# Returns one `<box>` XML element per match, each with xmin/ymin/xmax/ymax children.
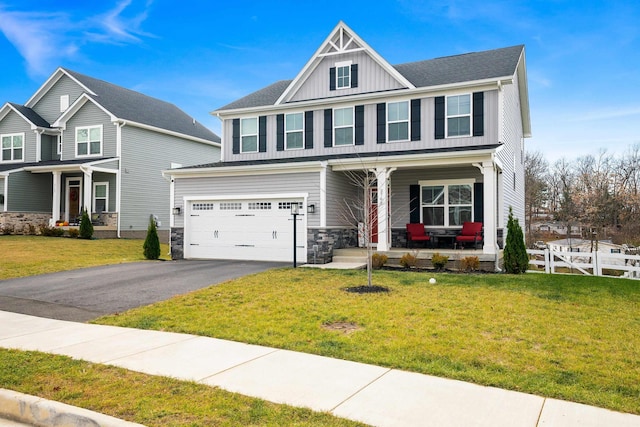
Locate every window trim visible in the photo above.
<box><xmin>419</xmin><ymin>179</ymin><xmax>475</xmax><ymax>228</ymax></box>
<box><xmin>335</xmin><ymin>60</ymin><xmax>352</xmax><ymax>90</ymax></box>
<box><xmin>92</xmin><ymin>181</ymin><xmax>109</xmax><ymax>213</ymax></box>
<box><xmin>387</xmin><ymin>100</ymin><xmax>410</xmax><ymax>142</ymax></box>
<box><xmin>1</xmin><ymin>132</ymin><xmax>24</xmax><ymax>163</ymax></box>
<box><xmin>285</xmin><ymin>112</ymin><xmax>304</xmax><ymax>151</ymax></box>
<box><xmin>75</xmin><ymin>125</ymin><xmax>103</xmax><ymax>157</ymax></box>
<box><xmin>240</xmin><ymin>117</ymin><xmax>258</xmax><ymax>153</ymax></box>
<box><xmin>333</xmin><ymin>106</ymin><xmax>355</xmax><ymax>146</ymax></box>
<box><xmin>445</xmin><ymin>94</ymin><xmax>472</xmax><ymax>138</ymax></box>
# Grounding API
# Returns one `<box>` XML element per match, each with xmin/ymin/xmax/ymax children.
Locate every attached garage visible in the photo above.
<box><xmin>184</xmin><ymin>195</ymin><xmax>307</xmax><ymax>262</ymax></box>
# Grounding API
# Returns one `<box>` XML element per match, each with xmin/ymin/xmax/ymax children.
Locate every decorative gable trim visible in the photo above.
<box><xmin>24</xmin><ymin>68</ymin><xmax>97</xmax><ymax>109</ymax></box>
<box><xmin>275</xmin><ymin>21</ymin><xmax>414</xmax><ymax>105</ymax></box>
<box><xmin>52</xmin><ymin>94</ymin><xmax>117</xmax><ymax>130</ymax></box>
<box><xmin>0</xmin><ymin>103</ymin><xmax>48</xmax><ymax>131</ymax></box>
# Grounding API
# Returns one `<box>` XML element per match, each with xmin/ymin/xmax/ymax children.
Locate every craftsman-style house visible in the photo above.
<box><xmin>165</xmin><ymin>21</ymin><xmax>531</xmax><ymax>263</ymax></box>
<box><xmin>0</xmin><ymin>68</ymin><xmax>220</xmax><ymax>238</ymax></box>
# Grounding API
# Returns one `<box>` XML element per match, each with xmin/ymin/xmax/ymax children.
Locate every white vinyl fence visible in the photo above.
<box><xmin>527</xmin><ymin>249</ymin><xmax>640</xmax><ymax>280</ymax></box>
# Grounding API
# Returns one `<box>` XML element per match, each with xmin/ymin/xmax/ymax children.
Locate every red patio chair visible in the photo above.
<box><xmin>455</xmin><ymin>221</ymin><xmax>483</xmax><ymax>249</ymax></box>
<box><xmin>406</xmin><ymin>223</ymin><xmax>432</xmax><ymax>248</ymax></box>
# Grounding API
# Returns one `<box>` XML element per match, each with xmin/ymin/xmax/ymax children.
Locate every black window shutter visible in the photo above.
<box><xmin>410</xmin><ymin>99</ymin><xmax>421</xmax><ymax>141</ymax></box>
<box><xmin>351</xmin><ymin>64</ymin><xmax>358</xmax><ymax>88</ymax></box>
<box><xmin>276</xmin><ymin>114</ymin><xmax>284</xmax><ymax>151</ymax></box>
<box><xmin>474</xmin><ymin>182</ymin><xmax>484</xmax><ymax>223</ymax></box>
<box><xmin>434</xmin><ymin>96</ymin><xmax>445</xmax><ymax>139</ymax></box>
<box><xmin>355</xmin><ymin>105</ymin><xmax>364</xmax><ymax>145</ymax></box>
<box><xmin>258</xmin><ymin>116</ymin><xmax>267</xmax><ymax>152</ymax></box>
<box><xmin>304</xmin><ymin>111</ymin><xmax>313</xmax><ymax>149</ymax></box>
<box><xmin>376</xmin><ymin>103</ymin><xmax>386</xmax><ymax>144</ymax></box>
<box><xmin>324</xmin><ymin>109</ymin><xmax>333</xmax><ymax>147</ymax></box>
<box><xmin>232</xmin><ymin>118</ymin><xmax>240</xmax><ymax>154</ymax></box>
<box><xmin>409</xmin><ymin>185</ymin><xmax>421</xmax><ymax>224</ymax></box>
<box><xmin>329</xmin><ymin>67</ymin><xmax>336</xmax><ymax>91</ymax></box>
<box><xmin>473</xmin><ymin>92</ymin><xmax>484</xmax><ymax>137</ymax></box>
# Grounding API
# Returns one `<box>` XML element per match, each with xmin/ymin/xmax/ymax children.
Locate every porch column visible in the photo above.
<box><xmin>82</xmin><ymin>169</ymin><xmax>92</xmax><ymax>213</ymax></box>
<box><xmin>51</xmin><ymin>171</ymin><xmax>61</xmax><ymax>223</ymax></box>
<box><xmin>482</xmin><ymin>161</ymin><xmax>498</xmax><ymax>254</ymax></box>
<box><xmin>375</xmin><ymin>167</ymin><xmax>391</xmax><ymax>251</ymax></box>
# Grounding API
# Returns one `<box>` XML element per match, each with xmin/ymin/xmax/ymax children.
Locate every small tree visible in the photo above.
<box><xmin>78</xmin><ymin>208</ymin><xmax>94</xmax><ymax>239</ymax></box>
<box><xmin>504</xmin><ymin>207</ymin><xmax>528</xmax><ymax>273</ymax></box>
<box><xmin>143</xmin><ymin>215</ymin><xmax>161</xmax><ymax>260</ymax></box>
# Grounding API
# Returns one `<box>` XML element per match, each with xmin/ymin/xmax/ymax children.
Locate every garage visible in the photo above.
<box><xmin>184</xmin><ymin>196</ymin><xmax>307</xmax><ymax>262</ymax></box>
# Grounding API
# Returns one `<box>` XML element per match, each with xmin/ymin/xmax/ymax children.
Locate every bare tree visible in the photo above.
<box><xmin>524</xmin><ymin>150</ymin><xmax>548</xmax><ymax>244</ymax></box>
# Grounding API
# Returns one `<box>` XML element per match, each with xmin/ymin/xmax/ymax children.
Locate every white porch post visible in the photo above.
<box><xmin>482</xmin><ymin>161</ymin><xmax>497</xmax><ymax>254</ymax></box>
<box><xmin>82</xmin><ymin>169</ymin><xmax>92</xmax><ymax>213</ymax></box>
<box><xmin>375</xmin><ymin>167</ymin><xmax>390</xmax><ymax>251</ymax></box>
<box><xmin>52</xmin><ymin>171</ymin><xmax>61</xmax><ymax>223</ymax></box>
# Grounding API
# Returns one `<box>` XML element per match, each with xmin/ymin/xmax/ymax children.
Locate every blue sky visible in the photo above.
<box><xmin>0</xmin><ymin>0</ymin><xmax>638</xmax><ymax>161</ymax></box>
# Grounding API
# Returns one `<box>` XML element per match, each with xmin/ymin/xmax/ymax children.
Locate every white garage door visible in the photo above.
<box><xmin>185</xmin><ymin>198</ymin><xmax>306</xmax><ymax>262</ymax></box>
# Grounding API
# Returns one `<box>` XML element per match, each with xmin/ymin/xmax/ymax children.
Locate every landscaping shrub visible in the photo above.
<box><xmin>460</xmin><ymin>256</ymin><xmax>480</xmax><ymax>272</ymax></box>
<box><xmin>371</xmin><ymin>253</ymin><xmax>388</xmax><ymax>269</ymax></box>
<box><xmin>504</xmin><ymin>207</ymin><xmax>529</xmax><ymax>274</ymax></box>
<box><xmin>39</xmin><ymin>225</ymin><xmax>65</xmax><ymax>237</ymax></box>
<box><xmin>399</xmin><ymin>252</ymin><xmax>418</xmax><ymax>268</ymax></box>
<box><xmin>431</xmin><ymin>252</ymin><xmax>449</xmax><ymax>270</ymax></box>
<box><xmin>78</xmin><ymin>209</ymin><xmax>94</xmax><ymax>239</ymax></box>
<box><xmin>66</xmin><ymin>228</ymin><xmax>80</xmax><ymax>238</ymax></box>
<box><xmin>143</xmin><ymin>215</ymin><xmax>161</xmax><ymax>260</ymax></box>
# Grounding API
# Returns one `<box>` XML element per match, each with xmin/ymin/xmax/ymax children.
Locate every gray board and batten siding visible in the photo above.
<box><xmin>120</xmin><ymin>125</ymin><xmax>221</xmax><ymax>232</ymax></box>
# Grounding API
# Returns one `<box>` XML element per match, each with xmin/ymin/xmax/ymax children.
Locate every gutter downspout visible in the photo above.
<box><xmin>162</xmin><ymin>170</ymin><xmax>173</xmax><ymax>257</ymax></box>
<box><xmin>115</xmin><ymin>120</ymin><xmax>125</xmax><ymax>238</ymax></box>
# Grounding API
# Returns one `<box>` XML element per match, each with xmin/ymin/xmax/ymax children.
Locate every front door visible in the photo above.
<box><xmin>66</xmin><ymin>178</ymin><xmax>82</xmax><ymax>224</ymax></box>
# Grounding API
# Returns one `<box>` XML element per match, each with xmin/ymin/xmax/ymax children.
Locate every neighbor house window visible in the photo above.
<box><xmin>421</xmin><ymin>181</ymin><xmax>473</xmax><ymax>227</ymax></box>
<box><xmin>240</xmin><ymin>118</ymin><xmax>258</xmax><ymax>153</ymax></box>
<box><xmin>334</xmin><ymin>107</ymin><xmax>354</xmax><ymax>146</ymax></box>
<box><xmin>93</xmin><ymin>182</ymin><xmax>108</xmax><ymax>213</ymax></box>
<box><xmin>285</xmin><ymin>113</ymin><xmax>304</xmax><ymax>150</ymax></box>
<box><xmin>387</xmin><ymin>101</ymin><xmax>409</xmax><ymax>141</ymax></box>
<box><xmin>446</xmin><ymin>94</ymin><xmax>471</xmax><ymax>137</ymax></box>
<box><xmin>1</xmin><ymin>133</ymin><xmax>24</xmax><ymax>162</ymax></box>
<box><xmin>336</xmin><ymin>62</ymin><xmax>351</xmax><ymax>89</ymax></box>
<box><xmin>76</xmin><ymin>125</ymin><xmax>102</xmax><ymax>156</ymax></box>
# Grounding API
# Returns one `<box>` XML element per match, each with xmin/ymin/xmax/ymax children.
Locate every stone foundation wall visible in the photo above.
<box><xmin>170</xmin><ymin>227</ymin><xmax>184</xmax><ymax>260</ymax></box>
<box><xmin>0</xmin><ymin>212</ymin><xmax>51</xmax><ymax>235</ymax></box>
<box><xmin>92</xmin><ymin>212</ymin><xmax>118</xmax><ymax>227</ymax></box>
<box><xmin>306</xmin><ymin>227</ymin><xmax>358</xmax><ymax>264</ymax></box>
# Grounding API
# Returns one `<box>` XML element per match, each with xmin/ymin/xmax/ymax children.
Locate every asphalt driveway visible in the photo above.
<box><xmin>0</xmin><ymin>260</ymin><xmax>284</xmax><ymax>322</ymax></box>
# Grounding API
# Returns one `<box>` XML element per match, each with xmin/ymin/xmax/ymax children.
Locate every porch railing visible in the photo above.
<box><xmin>527</xmin><ymin>249</ymin><xmax>640</xmax><ymax>280</ymax></box>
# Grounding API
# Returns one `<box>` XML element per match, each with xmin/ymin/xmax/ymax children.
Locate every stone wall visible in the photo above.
<box><xmin>0</xmin><ymin>212</ymin><xmax>51</xmax><ymax>234</ymax></box>
<box><xmin>306</xmin><ymin>227</ymin><xmax>358</xmax><ymax>264</ymax></box>
<box><xmin>170</xmin><ymin>227</ymin><xmax>184</xmax><ymax>259</ymax></box>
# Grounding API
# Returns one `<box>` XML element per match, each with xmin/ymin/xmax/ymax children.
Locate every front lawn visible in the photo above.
<box><xmin>96</xmin><ymin>268</ymin><xmax>640</xmax><ymax>415</ymax></box>
<box><xmin>0</xmin><ymin>235</ymin><xmax>169</xmax><ymax>279</ymax></box>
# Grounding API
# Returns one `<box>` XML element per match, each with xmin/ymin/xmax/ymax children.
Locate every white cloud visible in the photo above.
<box><xmin>0</xmin><ymin>1</ymin><xmax>155</xmax><ymax>77</ymax></box>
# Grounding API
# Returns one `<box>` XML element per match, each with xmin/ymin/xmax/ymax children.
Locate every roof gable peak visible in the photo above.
<box><xmin>275</xmin><ymin>21</ymin><xmax>414</xmax><ymax>105</ymax></box>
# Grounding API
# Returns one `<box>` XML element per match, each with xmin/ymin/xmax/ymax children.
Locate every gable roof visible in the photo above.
<box><xmin>0</xmin><ymin>102</ymin><xmax>50</xmax><ymax>129</ymax></box>
<box><xmin>215</xmin><ymin>42</ymin><xmax>525</xmax><ymax>113</ymax></box>
<box><xmin>25</xmin><ymin>68</ymin><xmax>220</xmax><ymax>144</ymax></box>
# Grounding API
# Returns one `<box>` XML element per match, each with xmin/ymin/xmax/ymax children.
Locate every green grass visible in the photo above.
<box><xmin>0</xmin><ymin>349</ymin><xmax>364</xmax><ymax>427</ymax></box>
<box><xmin>95</xmin><ymin>268</ymin><xmax>640</xmax><ymax>415</ymax></box>
<box><xmin>0</xmin><ymin>235</ymin><xmax>170</xmax><ymax>279</ymax></box>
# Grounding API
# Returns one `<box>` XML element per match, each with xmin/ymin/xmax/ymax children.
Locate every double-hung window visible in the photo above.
<box><xmin>336</xmin><ymin>62</ymin><xmax>351</xmax><ymax>89</ymax></box>
<box><xmin>1</xmin><ymin>133</ymin><xmax>23</xmax><ymax>162</ymax></box>
<box><xmin>76</xmin><ymin>125</ymin><xmax>102</xmax><ymax>156</ymax></box>
<box><xmin>421</xmin><ymin>181</ymin><xmax>473</xmax><ymax>227</ymax></box>
<box><xmin>240</xmin><ymin>118</ymin><xmax>258</xmax><ymax>153</ymax></box>
<box><xmin>387</xmin><ymin>101</ymin><xmax>409</xmax><ymax>142</ymax></box>
<box><xmin>93</xmin><ymin>182</ymin><xmax>108</xmax><ymax>213</ymax></box>
<box><xmin>446</xmin><ymin>94</ymin><xmax>471</xmax><ymax>137</ymax></box>
<box><xmin>285</xmin><ymin>113</ymin><xmax>304</xmax><ymax>150</ymax></box>
<box><xmin>334</xmin><ymin>107</ymin><xmax>354</xmax><ymax>146</ymax></box>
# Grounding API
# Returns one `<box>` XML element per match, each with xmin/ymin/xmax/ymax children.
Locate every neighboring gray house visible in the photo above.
<box><xmin>0</xmin><ymin>68</ymin><xmax>221</xmax><ymax>238</ymax></box>
<box><xmin>165</xmin><ymin>21</ymin><xmax>531</xmax><ymax>262</ymax></box>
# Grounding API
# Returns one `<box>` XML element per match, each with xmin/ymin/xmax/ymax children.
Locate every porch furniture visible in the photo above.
<box><xmin>406</xmin><ymin>223</ymin><xmax>432</xmax><ymax>248</ymax></box>
<box><xmin>455</xmin><ymin>221</ymin><xmax>483</xmax><ymax>249</ymax></box>
<box><xmin>431</xmin><ymin>230</ymin><xmax>459</xmax><ymax>249</ymax></box>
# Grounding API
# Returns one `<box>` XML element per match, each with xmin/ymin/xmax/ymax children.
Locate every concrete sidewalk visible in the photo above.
<box><xmin>1</xmin><ymin>311</ymin><xmax>639</xmax><ymax>427</ymax></box>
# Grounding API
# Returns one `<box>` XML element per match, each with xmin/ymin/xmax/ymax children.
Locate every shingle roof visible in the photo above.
<box><xmin>215</xmin><ymin>45</ymin><xmax>524</xmax><ymax>112</ymax></box>
<box><xmin>8</xmin><ymin>102</ymin><xmax>50</xmax><ymax>128</ymax></box>
<box><xmin>62</xmin><ymin>69</ymin><xmax>220</xmax><ymax>143</ymax></box>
